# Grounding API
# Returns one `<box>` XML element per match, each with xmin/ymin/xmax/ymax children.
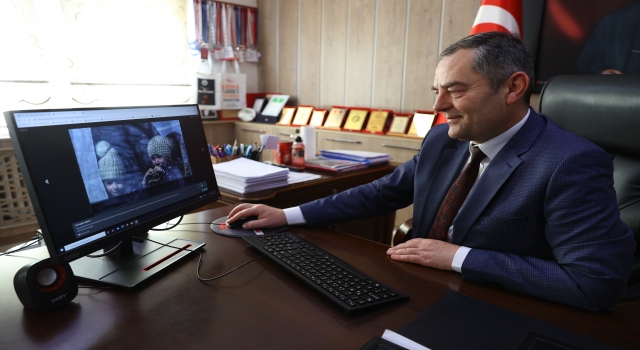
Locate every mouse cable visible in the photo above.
<box><xmin>0</xmin><ymin>230</ymin><xmax>44</xmax><ymax>257</ymax></box>
<box><xmin>134</xmin><ymin>236</ymin><xmax>265</xmax><ymax>282</ymax></box>
<box><xmin>86</xmin><ymin>241</ymin><xmax>123</xmax><ymax>258</ymax></box>
<box><xmin>88</xmin><ymin>216</ymin><xmax>186</xmax><ymax>258</ymax></box>
<box><xmin>86</xmin><ymin>217</ymin><xmax>217</xmax><ymax>258</ymax></box>
<box><xmin>150</xmin><ymin>215</ymin><xmax>184</xmax><ymax>231</ymax></box>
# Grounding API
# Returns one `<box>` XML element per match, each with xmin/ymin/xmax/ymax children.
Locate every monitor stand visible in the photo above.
<box><xmin>69</xmin><ymin>232</ymin><xmax>205</xmax><ymax>289</ymax></box>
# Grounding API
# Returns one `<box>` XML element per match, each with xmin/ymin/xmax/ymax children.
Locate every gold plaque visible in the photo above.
<box><xmin>407</xmin><ymin>111</ymin><xmax>436</xmax><ymax>138</ymax></box>
<box><xmin>292</xmin><ymin>106</ymin><xmax>313</xmax><ymax>125</ymax></box>
<box><xmin>364</xmin><ymin>110</ymin><xmax>389</xmax><ymax>133</ymax></box>
<box><xmin>323</xmin><ymin>107</ymin><xmax>348</xmax><ymax>129</ymax></box>
<box><xmin>387</xmin><ymin>114</ymin><xmax>411</xmax><ymax>135</ymax></box>
<box><xmin>343</xmin><ymin>109</ymin><xmax>368</xmax><ymax>130</ymax></box>
<box><xmin>309</xmin><ymin>109</ymin><xmax>327</xmax><ymax>126</ymax></box>
<box><xmin>277</xmin><ymin>107</ymin><xmax>296</xmax><ymax>125</ymax></box>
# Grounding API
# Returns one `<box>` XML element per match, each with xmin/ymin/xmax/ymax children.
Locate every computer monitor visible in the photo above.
<box><xmin>4</xmin><ymin>104</ymin><xmax>221</xmax><ymax>288</ymax></box>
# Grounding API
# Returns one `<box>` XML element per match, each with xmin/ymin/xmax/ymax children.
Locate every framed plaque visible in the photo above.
<box><xmin>364</xmin><ymin>110</ymin><xmax>390</xmax><ymax>134</ymax></box>
<box><xmin>386</xmin><ymin>113</ymin><xmax>412</xmax><ymax>136</ymax></box>
<box><xmin>407</xmin><ymin>110</ymin><xmax>436</xmax><ymax>138</ymax></box>
<box><xmin>292</xmin><ymin>105</ymin><xmax>314</xmax><ymax>126</ymax></box>
<box><xmin>277</xmin><ymin>106</ymin><xmax>296</xmax><ymax>125</ymax></box>
<box><xmin>323</xmin><ymin>106</ymin><xmax>348</xmax><ymax>129</ymax></box>
<box><xmin>309</xmin><ymin>109</ymin><xmax>327</xmax><ymax>127</ymax></box>
<box><xmin>342</xmin><ymin>109</ymin><xmax>368</xmax><ymax>131</ymax></box>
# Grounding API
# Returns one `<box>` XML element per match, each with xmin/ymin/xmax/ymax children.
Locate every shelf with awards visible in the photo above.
<box><xmin>276</xmin><ymin>106</ymin><xmax>296</xmax><ymax>125</ymax></box>
<box><xmin>407</xmin><ymin>110</ymin><xmax>436</xmax><ymax>138</ymax></box>
<box><xmin>256</xmin><ymin>94</ymin><xmax>289</xmax><ymax>124</ymax></box>
<box><xmin>322</xmin><ymin>106</ymin><xmax>349</xmax><ymax>130</ymax></box>
<box><xmin>342</xmin><ymin>108</ymin><xmax>369</xmax><ymax>132</ymax></box>
<box><xmin>363</xmin><ymin>109</ymin><xmax>392</xmax><ymax>135</ymax></box>
<box><xmin>386</xmin><ymin>113</ymin><xmax>412</xmax><ymax>136</ymax></box>
<box><xmin>309</xmin><ymin>109</ymin><xmax>328</xmax><ymax>127</ymax></box>
<box><xmin>291</xmin><ymin>105</ymin><xmax>314</xmax><ymax>126</ymax></box>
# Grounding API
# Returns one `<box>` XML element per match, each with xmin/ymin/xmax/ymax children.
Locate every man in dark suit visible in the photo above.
<box><xmin>228</xmin><ymin>31</ymin><xmax>635</xmax><ymax>311</ymax></box>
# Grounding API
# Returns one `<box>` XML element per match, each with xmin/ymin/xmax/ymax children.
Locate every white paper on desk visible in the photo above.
<box><xmin>382</xmin><ymin>329</ymin><xmax>431</xmax><ymax>350</ymax></box>
<box><xmin>287</xmin><ymin>171</ymin><xmax>321</xmax><ymax>184</ymax></box>
<box><xmin>212</xmin><ymin>158</ymin><xmax>289</xmax><ymax>179</ymax></box>
<box><xmin>260</xmin><ymin>134</ymin><xmax>280</xmax><ymax>150</ymax></box>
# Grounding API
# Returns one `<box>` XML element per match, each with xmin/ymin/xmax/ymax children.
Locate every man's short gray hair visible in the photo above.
<box><xmin>439</xmin><ymin>31</ymin><xmax>535</xmax><ymax>104</ymax></box>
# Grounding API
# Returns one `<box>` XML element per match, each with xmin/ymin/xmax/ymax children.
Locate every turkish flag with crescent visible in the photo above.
<box><xmin>470</xmin><ymin>0</ymin><xmax>523</xmax><ymax>39</ymax></box>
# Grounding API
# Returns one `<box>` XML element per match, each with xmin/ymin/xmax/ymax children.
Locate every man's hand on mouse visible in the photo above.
<box><xmin>227</xmin><ymin>204</ymin><xmax>287</xmax><ymax>229</ymax></box>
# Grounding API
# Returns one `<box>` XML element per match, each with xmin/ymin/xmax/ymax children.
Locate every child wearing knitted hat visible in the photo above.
<box><xmin>96</xmin><ymin>141</ymin><xmax>128</xmax><ymax>197</ymax></box>
<box><xmin>142</xmin><ymin>135</ymin><xmax>184</xmax><ymax>187</ymax></box>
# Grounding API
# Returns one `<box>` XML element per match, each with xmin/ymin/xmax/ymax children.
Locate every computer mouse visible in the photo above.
<box><xmin>226</xmin><ymin>216</ymin><xmax>259</xmax><ymax>229</ymax></box>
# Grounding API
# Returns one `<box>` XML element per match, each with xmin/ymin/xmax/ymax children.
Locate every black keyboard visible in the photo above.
<box><xmin>243</xmin><ymin>232</ymin><xmax>408</xmax><ymax>313</ymax></box>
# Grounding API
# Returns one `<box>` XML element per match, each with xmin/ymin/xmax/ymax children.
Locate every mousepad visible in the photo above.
<box><xmin>211</xmin><ymin>216</ymin><xmax>289</xmax><ymax>237</ymax></box>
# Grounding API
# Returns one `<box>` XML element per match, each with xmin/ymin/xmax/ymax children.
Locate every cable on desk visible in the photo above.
<box><xmin>86</xmin><ymin>241</ymin><xmax>123</xmax><ymax>258</ymax></box>
<box><xmin>0</xmin><ymin>230</ymin><xmax>43</xmax><ymax>257</ymax></box>
<box><xmin>150</xmin><ymin>215</ymin><xmax>184</xmax><ymax>231</ymax></box>
<box><xmin>135</xmin><ymin>236</ymin><xmax>265</xmax><ymax>282</ymax></box>
<box><xmin>86</xmin><ymin>216</ymin><xmax>188</xmax><ymax>258</ymax></box>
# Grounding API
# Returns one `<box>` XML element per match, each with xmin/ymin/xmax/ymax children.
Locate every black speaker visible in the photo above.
<box><xmin>13</xmin><ymin>258</ymin><xmax>78</xmax><ymax>312</ymax></box>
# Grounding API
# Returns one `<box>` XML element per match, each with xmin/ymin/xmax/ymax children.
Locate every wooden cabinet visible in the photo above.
<box><xmin>316</xmin><ymin>129</ymin><xmax>373</xmax><ymax>152</ymax></box>
<box><xmin>202</xmin><ymin>120</ymin><xmax>235</xmax><ymax>146</ymax></box>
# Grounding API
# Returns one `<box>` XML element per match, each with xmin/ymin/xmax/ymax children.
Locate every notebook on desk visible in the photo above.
<box><xmin>375</xmin><ymin>292</ymin><xmax>618</xmax><ymax>350</ymax></box>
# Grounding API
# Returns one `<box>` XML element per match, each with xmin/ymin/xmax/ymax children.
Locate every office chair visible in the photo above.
<box><xmin>538</xmin><ymin>74</ymin><xmax>640</xmax><ymax>298</ymax></box>
<box><xmin>393</xmin><ymin>74</ymin><xmax>640</xmax><ymax>298</ymax></box>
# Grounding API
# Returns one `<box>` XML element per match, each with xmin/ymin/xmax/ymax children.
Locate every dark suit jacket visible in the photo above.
<box><xmin>300</xmin><ymin>109</ymin><xmax>636</xmax><ymax>310</ymax></box>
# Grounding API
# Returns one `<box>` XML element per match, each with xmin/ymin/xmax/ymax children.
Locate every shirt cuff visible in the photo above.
<box><xmin>451</xmin><ymin>246</ymin><xmax>471</xmax><ymax>273</ymax></box>
<box><xmin>283</xmin><ymin>207</ymin><xmax>306</xmax><ymax>225</ymax></box>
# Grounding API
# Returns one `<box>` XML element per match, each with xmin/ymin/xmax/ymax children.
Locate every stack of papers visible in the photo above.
<box><xmin>213</xmin><ymin>158</ymin><xmax>290</xmax><ymax>194</ymax></box>
<box><xmin>318</xmin><ymin>150</ymin><xmax>393</xmax><ymax>166</ymax></box>
<box><xmin>304</xmin><ymin>157</ymin><xmax>368</xmax><ymax>173</ymax></box>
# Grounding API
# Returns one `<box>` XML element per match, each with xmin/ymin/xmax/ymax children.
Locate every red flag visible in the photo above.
<box><xmin>470</xmin><ymin>0</ymin><xmax>523</xmax><ymax>39</ymax></box>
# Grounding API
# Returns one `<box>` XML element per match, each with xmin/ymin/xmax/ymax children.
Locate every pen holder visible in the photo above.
<box><xmin>211</xmin><ymin>155</ymin><xmax>241</xmax><ymax>164</ymax></box>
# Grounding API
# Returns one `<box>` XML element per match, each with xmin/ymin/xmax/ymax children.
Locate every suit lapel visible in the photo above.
<box><xmin>450</xmin><ymin>110</ymin><xmax>547</xmax><ymax>244</ymax></box>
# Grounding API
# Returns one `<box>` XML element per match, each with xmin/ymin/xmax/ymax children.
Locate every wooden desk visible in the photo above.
<box><xmin>215</xmin><ymin>164</ymin><xmax>396</xmax><ymax>244</ymax></box>
<box><xmin>1</xmin><ymin>205</ymin><xmax>639</xmax><ymax>349</ymax></box>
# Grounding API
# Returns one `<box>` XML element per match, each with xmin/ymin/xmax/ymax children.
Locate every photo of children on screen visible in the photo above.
<box><xmin>70</xmin><ymin>120</ymin><xmax>192</xmax><ymax>215</ymax></box>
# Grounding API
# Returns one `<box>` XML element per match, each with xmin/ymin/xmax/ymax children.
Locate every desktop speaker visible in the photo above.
<box><xmin>13</xmin><ymin>258</ymin><xmax>78</xmax><ymax>312</ymax></box>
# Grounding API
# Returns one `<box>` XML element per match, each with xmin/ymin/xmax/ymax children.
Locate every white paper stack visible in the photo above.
<box><xmin>212</xmin><ymin>158</ymin><xmax>290</xmax><ymax>194</ymax></box>
<box><xmin>318</xmin><ymin>150</ymin><xmax>393</xmax><ymax>166</ymax></box>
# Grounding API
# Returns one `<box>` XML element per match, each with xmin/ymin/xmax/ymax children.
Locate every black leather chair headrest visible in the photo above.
<box><xmin>539</xmin><ymin>74</ymin><xmax>640</xmax><ymax>156</ymax></box>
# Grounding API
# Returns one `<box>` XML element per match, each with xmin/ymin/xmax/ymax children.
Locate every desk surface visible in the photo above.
<box><xmin>1</xmin><ymin>205</ymin><xmax>639</xmax><ymax>349</ymax></box>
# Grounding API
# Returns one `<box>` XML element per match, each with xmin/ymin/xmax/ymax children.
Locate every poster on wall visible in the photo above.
<box><xmin>221</xmin><ymin>73</ymin><xmax>247</xmax><ymax>109</ymax></box>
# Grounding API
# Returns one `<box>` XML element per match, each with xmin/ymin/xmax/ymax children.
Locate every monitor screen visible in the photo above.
<box><xmin>4</xmin><ymin>105</ymin><xmax>221</xmax><ymax>287</ymax></box>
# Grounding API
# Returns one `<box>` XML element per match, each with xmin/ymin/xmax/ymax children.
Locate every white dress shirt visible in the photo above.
<box><xmin>284</xmin><ymin>109</ymin><xmax>531</xmax><ymax>272</ymax></box>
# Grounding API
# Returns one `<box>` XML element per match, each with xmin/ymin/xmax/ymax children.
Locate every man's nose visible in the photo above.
<box><xmin>432</xmin><ymin>92</ymin><xmax>451</xmax><ymax>113</ymax></box>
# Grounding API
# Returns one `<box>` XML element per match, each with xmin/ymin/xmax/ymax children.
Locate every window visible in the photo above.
<box><xmin>0</xmin><ymin>0</ymin><xmax>193</xmax><ymax>138</ymax></box>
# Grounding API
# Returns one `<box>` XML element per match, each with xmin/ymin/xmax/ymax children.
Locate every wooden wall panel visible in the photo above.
<box><xmin>402</xmin><ymin>0</ymin><xmax>442</xmax><ymax>112</ymax></box>
<box><xmin>277</xmin><ymin>0</ymin><xmax>299</xmax><ymax>101</ymax></box>
<box><xmin>320</xmin><ymin>0</ymin><xmax>349</xmax><ymax>107</ymax></box>
<box><xmin>440</xmin><ymin>0</ymin><xmax>482</xmax><ymax>52</ymax></box>
<box><xmin>371</xmin><ymin>0</ymin><xmax>408</xmax><ymax>111</ymax></box>
<box><xmin>257</xmin><ymin>0</ymin><xmax>489</xmax><ymax>113</ymax></box>
<box><xmin>298</xmin><ymin>0</ymin><xmax>322</xmax><ymax>106</ymax></box>
<box><xmin>344</xmin><ymin>0</ymin><xmax>375</xmax><ymax>108</ymax></box>
<box><xmin>258</xmin><ymin>0</ymin><xmax>277</xmax><ymax>92</ymax></box>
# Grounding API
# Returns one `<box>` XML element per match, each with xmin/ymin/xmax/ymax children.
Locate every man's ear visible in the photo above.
<box><xmin>505</xmin><ymin>72</ymin><xmax>529</xmax><ymax>106</ymax></box>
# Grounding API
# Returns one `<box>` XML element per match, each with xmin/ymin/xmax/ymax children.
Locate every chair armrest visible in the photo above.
<box><xmin>393</xmin><ymin>218</ymin><xmax>412</xmax><ymax>247</ymax></box>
